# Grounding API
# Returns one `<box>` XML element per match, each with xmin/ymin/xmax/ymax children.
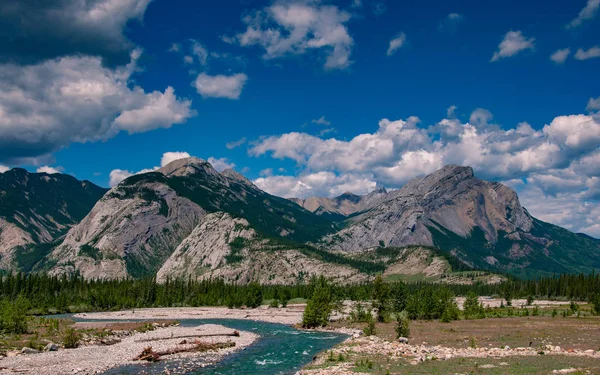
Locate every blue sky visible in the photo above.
<box><xmin>0</xmin><ymin>0</ymin><xmax>599</xmax><ymax>236</ymax></box>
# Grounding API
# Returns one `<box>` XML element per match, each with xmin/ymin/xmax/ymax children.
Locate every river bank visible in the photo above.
<box><xmin>73</xmin><ymin>305</ymin><xmax>307</xmax><ymax>326</ymax></box>
<box><xmin>0</xmin><ymin>323</ymin><xmax>257</xmax><ymax>375</ymax></box>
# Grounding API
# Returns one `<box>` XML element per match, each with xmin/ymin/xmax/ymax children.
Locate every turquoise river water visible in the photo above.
<box><xmin>76</xmin><ymin>318</ymin><xmax>348</xmax><ymax>375</ymax></box>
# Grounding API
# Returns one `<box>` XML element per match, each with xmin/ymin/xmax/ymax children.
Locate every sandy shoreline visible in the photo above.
<box><xmin>74</xmin><ymin>305</ymin><xmax>307</xmax><ymax>326</ymax></box>
<box><xmin>0</xmin><ymin>323</ymin><xmax>257</xmax><ymax>375</ymax></box>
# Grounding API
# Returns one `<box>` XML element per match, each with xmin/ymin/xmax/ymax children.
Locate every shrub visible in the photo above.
<box><xmin>590</xmin><ymin>294</ymin><xmax>600</xmax><ymax>315</ymax></box>
<box><xmin>395</xmin><ymin>311</ymin><xmax>410</xmax><ymax>338</ymax></box>
<box><xmin>0</xmin><ymin>295</ymin><xmax>29</xmax><ymax>334</ymax></box>
<box><xmin>526</xmin><ymin>294</ymin><xmax>534</xmax><ymax>306</ymax></box>
<box><xmin>62</xmin><ymin>327</ymin><xmax>80</xmax><ymax>349</ymax></box>
<box><xmin>269</xmin><ymin>299</ymin><xmax>279</xmax><ymax>308</ymax></box>
<box><xmin>363</xmin><ymin>315</ymin><xmax>377</xmax><ymax>336</ymax></box>
<box><xmin>463</xmin><ymin>292</ymin><xmax>484</xmax><ymax>319</ymax></box>
<box><xmin>350</xmin><ymin>302</ymin><xmax>372</xmax><ymax>323</ymax></box>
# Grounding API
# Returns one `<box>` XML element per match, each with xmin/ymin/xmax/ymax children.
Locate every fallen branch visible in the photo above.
<box><xmin>135</xmin><ymin>330</ymin><xmax>239</xmax><ymax>343</ymax></box>
<box><xmin>133</xmin><ymin>341</ymin><xmax>236</xmax><ymax>362</ymax></box>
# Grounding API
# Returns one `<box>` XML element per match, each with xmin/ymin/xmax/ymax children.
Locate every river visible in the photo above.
<box><xmin>82</xmin><ymin>318</ymin><xmax>347</xmax><ymax>375</ymax></box>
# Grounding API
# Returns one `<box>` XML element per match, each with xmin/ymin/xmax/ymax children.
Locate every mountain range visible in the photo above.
<box><xmin>0</xmin><ymin>157</ymin><xmax>598</xmax><ymax>282</ymax></box>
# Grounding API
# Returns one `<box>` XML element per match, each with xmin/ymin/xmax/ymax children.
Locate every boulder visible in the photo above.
<box><xmin>44</xmin><ymin>342</ymin><xmax>60</xmax><ymax>352</ymax></box>
<box><xmin>398</xmin><ymin>337</ymin><xmax>409</xmax><ymax>344</ymax></box>
<box><xmin>21</xmin><ymin>347</ymin><xmax>40</xmax><ymax>354</ymax></box>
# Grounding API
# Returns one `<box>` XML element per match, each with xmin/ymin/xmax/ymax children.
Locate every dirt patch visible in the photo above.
<box><xmin>330</xmin><ymin>316</ymin><xmax>600</xmax><ymax>351</ymax></box>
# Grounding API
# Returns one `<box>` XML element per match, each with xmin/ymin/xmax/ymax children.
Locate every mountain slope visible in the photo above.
<box><xmin>156</xmin><ymin>212</ymin><xmax>366</xmax><ymax>284</ymax></box>
<box><xmin>0</xmin><ymin>168</ymin><xmax>107</xmax><ymax>272</ymax></box>
<box><xmin>290</xmin><ymin>188</ymin><xmax>388</xmax><ymax>217</ymax></box>
<box><xmin>43</xmin><ymin>157</ymin><xmax>339</xmax><ymax>279</ymax></box>
<box><xmin>321</xmin><ymin>165</ymin><xmax>600</xmax><ymax>277</ymax></box>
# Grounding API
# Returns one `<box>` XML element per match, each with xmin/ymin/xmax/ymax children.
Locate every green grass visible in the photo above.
<box><xmin>347</xmin><ymin>354</ymin><xmax>600</xmax><ymax>375</ymax></box>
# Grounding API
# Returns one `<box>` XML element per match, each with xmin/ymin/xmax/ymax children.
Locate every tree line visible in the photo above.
<box><xmin>0</xmin><ymin>271</ymin><xmax>598</xmax><ymax>319</ymax></box>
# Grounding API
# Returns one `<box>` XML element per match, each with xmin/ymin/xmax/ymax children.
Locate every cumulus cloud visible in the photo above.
<box><xmin>207</xmin><ymin>157</ymin><xmax>235</xmax><ymax>171</ymax></box>
<box><xmin>566</xmin><ymin>0</ymin><xmax>600</xmax><ymax>29</ymax></box>
<box><xmin>161</xmin><ymin>152</ymin><xmax>191</xmax><ymax>167</ymax></box>
<box><xmin>0</xmin><ymin>50</ymin><xmax>194</xmax><ymax>164</ymax></box>
<box><xmin>0</xmin><ymin>0</ymin><xmax>152</xmax><ymax>65</ymax></box>
<box><xmin>491</xmin><ymin>31</ymin><xmax>535</xmax><ymax>62</ymax></box>
<box><xmin>386</xmin><ymin>33</ymin><xmax>406</xmax><ymax>56</ymax></box>
<box><xmin>36</xmin><ymin>166</ymin><xmax>62</xmax><ymax>174</ymax></box>
<box><xmin>248</xmin><ymin>105</ymin><xmax>600</xmax><ymax>236</ymax></box>
<box><xmin>0</xmin><ymin>165</ymin><xmax>9</xmax><ymax>173</ymax></box>
<box><xmin>255</xmin><ymin>171</ymin><xmax>377</xmax><ymax>198</ymax></box>
<box><xmin>574</xmin><ymin>46</ymin><xmax>600</xmax><ymax>60</ymax></box>
<box><xmin>226</xmin><ymin>137</ymin><xmax>247</xmax><ymax>149</ymax></box>
<box><xmin>193</xmin><ymin>73</ymin><xmax>248</xmax><ymax>99</ymax></box>
<box><xmin>550</xmin><ymin>48</ymin><xmax>571</xmax><ymax>64</ymax></box>
<box><xmin>227</xmin><ymin>0</ymin><xmax>354</xmax><ymax>69</ymax></box>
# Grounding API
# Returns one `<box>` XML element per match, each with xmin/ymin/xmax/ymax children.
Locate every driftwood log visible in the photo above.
<box><xmin>134</xmin><ymin>330</ymin><xmax>239</xmax><ymax>343</ymax></box>
<box><xmin>133</xmin><ymin>341</ymin><xmax>236</xmax><ymax>362</ymax></box>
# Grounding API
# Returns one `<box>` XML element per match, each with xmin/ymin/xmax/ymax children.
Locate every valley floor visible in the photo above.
<box><xmin>302</xmin><ymin>316</ymin><xmax>600</xmax><ymax>375</ymax></box>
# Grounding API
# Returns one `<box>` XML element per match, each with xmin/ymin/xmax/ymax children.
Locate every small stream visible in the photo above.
<box><xmin>72</xmin><ymin>317</ymin><xmax>347</xmax><ymax>375</ymax></box>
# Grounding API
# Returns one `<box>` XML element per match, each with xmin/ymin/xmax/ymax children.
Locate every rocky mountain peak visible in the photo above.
<box><xmin>158</xmin><ymin>157</ymin><xmax>219</xmax><ymax>178</ymax></box>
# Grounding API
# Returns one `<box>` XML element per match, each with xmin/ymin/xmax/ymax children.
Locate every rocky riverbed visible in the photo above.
<box><xmin>0</xmin><ymin>323</ymin><xmax>257</xmax><ymax>375</ymax></box>
<box><xmin>297</xmin><ymin>334</ymin><xmax>600</xmax><ymax>375</ymax></box>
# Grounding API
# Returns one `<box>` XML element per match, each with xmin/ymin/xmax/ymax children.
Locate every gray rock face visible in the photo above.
<box><xmin>323</xmin><ymin>165</ymin><xmax>533</xmax><ymax>253</ymax></box>
<box><xmin>157</xmin><ymin>212</ymin><xmax>255</xmax><ymax>282</ymax></box>
<box><xmin>47</xmin><ymin>179</ymin><xmax>205</xmax><ymax>279</ymax></box>
<box><xmin>158</xmin><ymin>211</ymin><xmax>367</xmax><ymax>285</ymax></box>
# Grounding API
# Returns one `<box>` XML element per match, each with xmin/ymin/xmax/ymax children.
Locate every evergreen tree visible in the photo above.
<box><xmin>371</xmin><ymin>275</ymin><xmax>390</xmax><ymax>322</ymax></box>
<box><xmin>302</xmin><ymin>276</ymin><xmax>334</xmax><ymax>328</ymax></box>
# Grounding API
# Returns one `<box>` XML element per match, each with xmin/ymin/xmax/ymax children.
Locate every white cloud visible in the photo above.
<box><xmin>228</xmin><ymin>0</ymin><xmax>354</xmax><ymax>70</ymax></box>
<box><xmin>254</xmin><ymin>171</ymin><xmax>377</xmax><ymax>198</ymax></box>
<box><xmin>588</xmin><ymin>96</ymin><xmax>600</xmax><ymax>111</ymax></box>
<box><xmin>36</xmin><ymin>166</ymin><xmax>61</xmax><ymax>174</ymax></box>
<box><xmin>249</xmin><ymin>105</ymin><xmax>600</xmax><ymax>236</ymax></box>
<box><xmin>193</xmin><ymin>73</ymin><xmax>248</xmax><ymax>99</ymax></box>
<box><xmin>491</xmin><ymin>30</ymin><xmax>535</xmax><ymax>62</ymax></box>
<box><xmin>169</xmin><ymin>43</ymin><xmax>181</xmax><ymax>53</ymax></box>
<box><xmin>161</xmin><ymin>152</ymin><xmax>191</xmax><ymax>167</ymax></box>
<box><xmin>312</xmin><ymin>116</ymin><xmax>331</xmax><ymax>125</ymax></box>
<box><xmin>183</xmin><ymin>55</ymin><xmax>193</xmax><ymax>64</ymax></box>
<box><xmin>0</xmin><ymin>165</ymin><xmax>9</xmax><ymax>173</ymax></box>
<box><xmin>574</xmin><ymin>45</ymin><xmax>600</xmax><ymax>60</ymax></box>
<box><xmin>550</xmin><ymin>48</ymin><xmax>571</xmax><ymax>64</ymax></box>
<box><xmin>226</xmin><ymin>137</ymin><xmax>247</xmax><ymax>149</ymax></box>
<box><xmin>207</xmin><ymin>157</ymin><xmax>235</xmax><ymax>171</ymax></box>
<box><xmin>387</xmin><ymin>33</ymin><xmax>406</xmax><ymax>56</ymax></box>
<box><xmin>191</xmin><ymin>40</ymin><xmax>209</xmax><ymax>66</ymax></box>
<box><xmin>0</xmin><ymin>50</ymin><xmax>194</xmax><ymax>164</ymax></box>
<box><xmin>566</xmin><ymin>0</ymin><xmax>600</xmax><ymax>29</ymax></box>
